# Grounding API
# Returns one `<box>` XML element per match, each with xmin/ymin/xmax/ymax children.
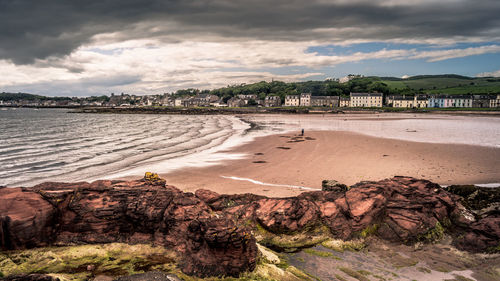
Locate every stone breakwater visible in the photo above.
<box><xmin>1</xmin><ymin>176</ymin><xmax>499</xmax><ymax>278</ymax></box>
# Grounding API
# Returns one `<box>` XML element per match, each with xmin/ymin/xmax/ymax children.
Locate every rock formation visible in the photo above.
<box><xmin>0</xmin><ymin>178</ymin><xmax>256</xmax><ymax>278</ymax></box>
<box><xmin>1</xmin><ymin>176</ymin><xmax>499</xmax><ymax>278</ymax></box>
<box><xmin>196</xmin><ymin>176</ymin><xmax>499</xmax><ymax>252</ymax></box>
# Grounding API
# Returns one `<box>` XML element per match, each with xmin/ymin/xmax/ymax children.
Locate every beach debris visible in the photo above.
<box><xmin>287</xmin><ymin>139</ymin><xmax>305</xmax><ymax>143</ymax></box>
<box><xmin>254</xmin><ymin>152</ymin><xmax>264</xmax><ymax>155</ymax></box>
<box><xmin>143</xmin><ymin>172</ymin><xmax>166</xmax><ymax>186</ymax></box>
<box><xmin>253</xmin><ymin>161</ymin><xmax>267</xmax><ymax>163</ymax></box>
<box><xmin>276</xmin><ymin>146</ymin><xmax>291</xmax><ymax>149</ymax></box>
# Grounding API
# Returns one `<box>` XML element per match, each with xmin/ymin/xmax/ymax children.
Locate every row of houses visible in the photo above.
<box><xmin>387</xmin><ymin>94</ymin><xmax>500</xmax><ymax>108</ymax></box>
<box><xmin>3</xmin><ymin>92</ymin><xmax>500</xmax><ymax>109</ymax></box>
<box><xmin>284</xmin><ymin>93</ymin><xmax>384</xmax><ymax>107</ymax></box>
<box><xmin>226</xmin><ymin>94</ymin><xmax>282</xmax><ymax>107</ymax></box>
<box><xmin>83</xmin><ymin>92</ymin><xmax>500</xmax><ymax>108</ymax></box>
<box><xmin>282</xmin><ymin>93</ymin><xmax>500</xmax><ymax>108</ymax></box>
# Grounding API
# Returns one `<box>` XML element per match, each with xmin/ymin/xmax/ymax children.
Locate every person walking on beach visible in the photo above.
<box><xmin>301</xmin><ymin>128</ymin><xmax>304</xmax><ymax>136</ymax></box>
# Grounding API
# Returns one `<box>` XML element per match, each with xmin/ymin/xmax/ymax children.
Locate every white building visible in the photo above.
<box><xmin>339</xmin><ymin>97</ymin><xmax>350</xmax><ymax>107</ymax></box>
<box><xmin>284</xmin><ymin>95</ymin><xmax>300</xmax><ymax>106</ymax></box>
<box><xmin>300</xmin><ymin>93</ymin><xmax>311</xmax><ymax>106</ymax></box>
<box><xmin>174</xmin><ymin>98</ymin><xmax>184</xmax><ymax>107</ymax></box>
<box><xmin>428</xmin><ymin>95</ymin><xmax>472</xmax><ymax>108</ymax></box>
<box><xmin>490</xmin><ymin>94</ymin><xmax>500</xmax><ymax>108</ymax></box>
<box><xmin>350</xmin><ymin>93</ymin><xmax>383</xmax><ymax>107</ymax></box>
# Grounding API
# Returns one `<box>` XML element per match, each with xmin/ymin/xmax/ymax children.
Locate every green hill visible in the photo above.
<box><xmin>3</xmin><ymin>75</ymin><xmax>500</xmax><ymax>101</ymax></box>
<box><xmin>0</xmin><ymin>92</ymin><xmax>46</xmax><ymax>101</ymax></box>
<box><xmin>379</xmin><ymin>75</ymin><xmax>500</xmax><ymax>94</ymax></box>
<box><xmin>201</xmin><ymin>75</ymin><xmax>500</xmax><ymax>102</ymax></box>
<box><xmin>0</xmin><ymin>92</ymin><xmax>73</xmax><ymax>101</ymax></box>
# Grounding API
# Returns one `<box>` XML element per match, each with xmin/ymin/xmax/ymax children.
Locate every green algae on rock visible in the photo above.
<box><xmin>253</xmin><ymin>223</ymin><xmax>331</xmax><ymax>252</ymax></box>
<box><xmin>321</xmin><ymin>239</ymin><xmax>366</xmax><ymax>253</ymax></box>
<box><xmin>0</xmin><ymin>243</ymin><xmax>177</xmax><ymax>280</ymax></box>
<box><xmin>0</xmin><ymin>243</ymin><xmax>316</xmax><ymax>281</ymax></box>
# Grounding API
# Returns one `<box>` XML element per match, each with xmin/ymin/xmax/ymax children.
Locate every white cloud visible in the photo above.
<box><xmin>476</xmin><ymin>69</ymin><xmax>500</xmax><ymax>77</ymax></box>
<box><xmin>409</xmin><ymin>45</ymin><xmax>500</xmax><ymax>62</ymax></box>
<box><xmin>2</xmin><ymin>38</ymin><xmax>500</xmax><ymax>95</ymax></box>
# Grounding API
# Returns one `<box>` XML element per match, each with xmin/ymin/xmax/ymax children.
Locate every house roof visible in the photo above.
<box><xmin>389</xmin><ymin>95</ymin><xmax>413</xmax><ymax>101</ymax></box>
<box><xmin>350</xmin><ymin>92</ymin><xmax>382</xmax><ymax>97</ymax></box>
<box><xmin>310</xmin><ymin>96</ymin><xmax>339</xmax><ymax>100</ymax></box>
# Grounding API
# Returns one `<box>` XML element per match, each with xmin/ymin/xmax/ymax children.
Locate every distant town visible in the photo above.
<box><xmin>2</xmin><ymin>75</ymin><xmax>500</xmax><ymax>109</ymax></box>
<box><xmin>2</xmin><ymin>91</ymin><xmax>500</xmax><ymax>109</ymax></box>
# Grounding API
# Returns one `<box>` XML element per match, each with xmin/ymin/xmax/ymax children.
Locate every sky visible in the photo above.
<box><xmin>0</xmin><ymin>0</ymin><xmax>500</xmax><ymax>96</ymax></box>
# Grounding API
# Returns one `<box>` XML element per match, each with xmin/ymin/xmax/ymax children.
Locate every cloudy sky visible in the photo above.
<box><xmin>1</xmin><ymin>0</ymin><xmax>500</xmax><ymax>96</ymax></box>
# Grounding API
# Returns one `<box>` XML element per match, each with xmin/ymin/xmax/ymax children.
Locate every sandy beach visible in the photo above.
<box><xmin>163</xmin><ymin>130</ymin><xmax>500</xmax><ymax>197</ymax></box>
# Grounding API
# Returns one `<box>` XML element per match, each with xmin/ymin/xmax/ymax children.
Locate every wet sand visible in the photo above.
<box><xmin>162</xmin><ymin>130</ymin><xmax>500</xmax><ymax>197</ymax></box>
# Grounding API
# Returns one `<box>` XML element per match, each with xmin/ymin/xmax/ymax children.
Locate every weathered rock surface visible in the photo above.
<box><xmin>443</xmin><ymin>184</ymin><xmax>500</xmax><ymax>252</ymax></box>
<box><xmin>321</xmin><ymin>180</ymin><xmax>348</xmax><ymax>192</ymax></box>
<box><xmin>0</xmin><ymin>178</ymin><xmax>256</xmax><ymax>278</ymax></box>
<box><xmin>1</xmin><ymin>176</ymin><xmax>499</xmax><ymax>279</ymax></box>
<box><xmin>445</xmin><ymin>184</ymin><xmax>500</xmax><ymax>215</ymax></box>
<box><xmin>199</xmin><ymin>176</ymin><xmax>499</xmax><ymax>252</ymax></box>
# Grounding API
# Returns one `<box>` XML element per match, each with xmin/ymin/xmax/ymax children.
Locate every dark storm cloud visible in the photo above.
<box><xmin>1</xmin><ymin>0</ymin><xmax>499</xmax><ymax>64</ymax></box>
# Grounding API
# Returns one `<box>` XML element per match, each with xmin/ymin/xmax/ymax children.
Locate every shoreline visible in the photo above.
<box><xmin>147</xmin><ymin>130</ymin><xmax>500</xmax><ymax>197</ymax></box>
<box><xmin>75</xmin><ymin>106</ymin><xmax>500</xmax><ymax>116</ymax></box>
<box><xmin>4</xmin><ymin>105</ymin><xmax>499</xmax><ymax>116</ymax></box>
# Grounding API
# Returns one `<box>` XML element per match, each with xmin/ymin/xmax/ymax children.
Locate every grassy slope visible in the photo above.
<box><xmin>381</xmin><ymin>76</ymin><xmax>500</xmax><ymax>94</ymax></box>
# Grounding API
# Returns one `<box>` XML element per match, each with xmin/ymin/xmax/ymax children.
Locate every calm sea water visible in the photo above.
<box><xmin>0</xmin><ymin>108</ymin><xmax>251</xmax><ymax>187</ymax></box>
<box><xmin>1</xmin><ymin>108</ymin><xmax>499</xmax><ymax>187</ymax></box>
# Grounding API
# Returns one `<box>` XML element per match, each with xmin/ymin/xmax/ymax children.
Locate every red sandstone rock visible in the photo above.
<box><xmin>455</xmin><ymin>214</ymin><xmax>500</xmax><ymax>252</ymax></box>
<box><xmin>1</xmin><ymin>176</ymin><xmax>498</xmax><ymax>279</ymax></box>
<box><xmin>197</xmin><ymin>176</ymin><xmax>498</xmax><ymax>252</ymax></box>
<box><xmin>0</xmin><ymin>187</ymin><xmax>56</xmax><ymax>249</ymax></box>
<box><xmin>0</xmin><ymin>181</ymin><xmax>255</xmax><ymax>278</ymax></box>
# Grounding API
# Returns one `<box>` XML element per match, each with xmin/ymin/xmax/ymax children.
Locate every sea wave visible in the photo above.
<box><xmin>0</xmin><ymin>109</ymin><xmax>259</xmax><ymax>187</ymax></box>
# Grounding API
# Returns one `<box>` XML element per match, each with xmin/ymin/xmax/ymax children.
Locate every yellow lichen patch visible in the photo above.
<box><xmin>321</xmin><ymin>239</ymin><xmax>366</xmax><ymax>253</ymax></box>
<box><xmin>417</xmin><ymin>221</ymin><xmax>445</xmax><ymax>243</ymax></box>
<box><xmin>303</xmin><ymin>248</ymin><xmax>342</xmax><ymax>260</ymax></box>
<box><xmin>257</xmin><ymin>244</ymin><xmax>280</xmax><ymax>264</ymax></box>
<box><xmin>0</xmin><ymin>242</ymin><xmax>319</xmax><ymax>281</ymax></box>
<box><xmin>254</xmin><ymin>223</ymin><xmax>332</xmax><ymax>252</ymax></box>
<box><xmin>0</xmin><ymin>243</ymin><xmax>177</xmax><ymax>280</ymax></box>
<box><xmin>251</xmin><ymin>263</ymin><xmax>314</xmax><ymax>281</ymax></box>
<box><xmin>359</xmin><ymin>224</ymin><xmax>379</xmax><ymax>238</ymax></box>
<box><xmin>144</xmin><ymin>172</ymin><xmax>166</xmax><ymax>186</ymax></box>
<box><xmin>170</xmin><ymin>260</ymin><xmax>315</xmax><ymax>281</ymax></box>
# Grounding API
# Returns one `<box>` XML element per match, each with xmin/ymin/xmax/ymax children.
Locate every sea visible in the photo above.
<box><xmin>1</xmin><ymin>108</ymin><xmax>499</xmax><ymax>187</ymax></box>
